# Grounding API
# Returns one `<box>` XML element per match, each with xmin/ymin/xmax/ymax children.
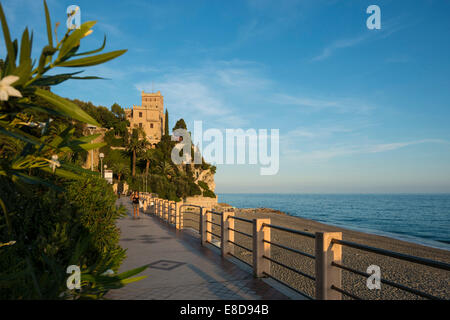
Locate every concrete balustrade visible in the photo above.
<box><xmin>253</xmin><ymin>218</ymin><xmax>271</xmax><ymax>278</ymax></box>
<box><xmin>147</xmin><ymin>198</ymin><xmax>345</xmax><ymax>300</ymax></box>
<box><xmin>315</xmin><ymin>232</ymin><xmax>342</xmax><ymax>300</ymax></box>
<box><xmin>176</xmin><ymin>202</ymin><xmax>183</xmax><ymax>229</ymax></box>
<box><xmin>200</xmin><ymin>208</ymin><xmax>212</xmax><ymax>246</ymax></box>
<box><xmin>221</xmin><ymin>212</ymin><xmax>234</xmax><ymax>257</ymax></box>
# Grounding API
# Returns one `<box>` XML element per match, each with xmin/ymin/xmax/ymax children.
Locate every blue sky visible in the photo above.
<box><xmin>2</xmin><ymin>0</ymin><xmax>450</xmax><ymax>193</ymax></box>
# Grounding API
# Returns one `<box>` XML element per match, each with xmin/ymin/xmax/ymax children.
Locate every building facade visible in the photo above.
<box><xmin>125</xmin><ymin>91</ymin><xmax>165</xmax><ymax>146</ymax></box>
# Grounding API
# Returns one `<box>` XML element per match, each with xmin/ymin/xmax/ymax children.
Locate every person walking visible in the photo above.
<box><xmin>131</xmin><ymin>191</ymin><xmax>140</xmax><ymax>219</ymax></box>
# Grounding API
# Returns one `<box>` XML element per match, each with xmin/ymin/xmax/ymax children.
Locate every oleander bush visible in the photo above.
<box><xmin>0</xmin><ymin>174</ymin><xmax>131</xmax><ymax>299</ymax></box>
<box><xmin>0</xmin><ymin>0</ymin><xmax>146</xmax><ymax>299</ymax></box>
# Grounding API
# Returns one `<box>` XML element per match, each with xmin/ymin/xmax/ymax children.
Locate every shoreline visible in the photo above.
<box><xmin>218</xmin><ymin>204</ymin><xmax>450</xmax><ymax>252</ymax></box>
<box><xmin>202</xmin><ymin>204</ymin><xmax>450</xmax><ymax>299</ymax></box>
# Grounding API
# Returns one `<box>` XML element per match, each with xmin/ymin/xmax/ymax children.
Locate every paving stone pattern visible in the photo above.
<box><xmin>105</xmin><ymin>198</ymin><xmax>289</xmax><ymax>300</ymax></box>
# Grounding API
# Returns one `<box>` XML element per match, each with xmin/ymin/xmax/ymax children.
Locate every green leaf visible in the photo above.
<box><xmin>58</xmin><ymin>21</ymin><xmax>97</xmax><ymax>61</ymax></box>
<box><xmin>119</xmin><ymin>275</ymin><xmax>148</xmax><ymax>285</ymax></box>
<box><xmin>43</xmin><ymin>0</ymin><xmax>53</xmax><ymax>48</ymax></box>
<box><xmin>12</xmin><ymin>60</ymin><xmax>32</xmax><ymax>87</ymax></box>
<box><xmin>76</xmin><ymin>133</ymin><xmax>101</xmax><ymax>143</ymax></box>
<box><xmin>32</xmin><ymin>71</ymin><xmax>83</xmax><ymax>86</ymax></box>
<box><xmin>39</xmin><ymin>166</ymin><xmax>82</xmax><ymax>180</ymax></box>
<box><xmin>60</xmin><ymin>162</ymin><xmax>99</xmax><ymax>176</ymax></box>
<box><xmin>73</xmin><ymin>35</ymin><xmax>106</xmax><ymax>57</ymax></box>
<box><xmin>35</xmin><ymin>88</ymin><xmax>100</xmax><ymax>126</ymax></box>
<box><xmin>12</xmin><ymin>172</ymin><xmax>60</xmax><ymax>190</ymax></box>
<box><xmin>60</xmin><ymin>142</ymin><xmax>106</xmax><ymax>153</ymax></box>
<box><xmin>0</xmin><ymin>3</ymin><xmax>15</xmax><ymax>70</ymax></box>
<box><xmin>56</xmin><ymin>50</ymin><xmax>127</xmax><ymax>68</ymax></box>
<box><xmin>0</xmin><ymin>124</ymin><xmax>42</xmax><ymax>146</ymax></box>
<box><xmin>20</xmin><ymin>28</ymin><xmax>32</xmax><ymax>65</ymax></box>
<box><xmin>0</xmin><ymin>198</ymin><xmax>12</xmax><ymax>236</ymax></box>
<box><xmin>71</xmin><ymin>76</ymin><xmax>106</xmax><ymax>80</ymax></box>
<box><xmin>37</xmin><ymin>45</ymin><xmax>57</xmax><ymax>74</ymax></box>
<box><xmin>115</xmin><ymin>265</ymin><xmax>148</xmax><ymax>280</ymax></box>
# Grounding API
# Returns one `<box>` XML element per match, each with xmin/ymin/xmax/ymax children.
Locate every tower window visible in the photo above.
<box><xmin>139</xmin><ymin>112</ymin><xmax>142</xmax><ymax>118</ymax></box>
<box><xmin>150</xmin><ymin>123</ymin><xmax>154</xmax><ymax>128</ymax></box>
<box><xmin>139</xmin><ymin>123</ymin><xmax>142</xmax><ymax>128</ymax></box>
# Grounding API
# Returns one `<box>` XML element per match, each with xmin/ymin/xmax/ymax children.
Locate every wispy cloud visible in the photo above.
<box><xmin>274</xmin><ymin>93</ymin><xmax>374</xmax><ymax>114</ymax></box>
<box><xmin>134</xmin><ymin>60</ymin><xmax>270</xmax><ymax>127</ymax></box>
<box><xmin>311</xmin><ymin>18</ymin><xmax>411</xmax><ymax>62</ymax></box>
<box><xmin>311</xmin><ymin>34</ymin><xmax>369</xmax><ymax>62</ymax></box>
<box><xmin>285</xmin><ymin>139</ymin><xmax>450</xmax><ymax>161</ymax></box>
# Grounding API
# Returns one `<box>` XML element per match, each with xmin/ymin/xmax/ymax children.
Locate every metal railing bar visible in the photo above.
<box><xmin>228</xmin><ymin>227</ymin><xmax>252</xmax><ymax>238</ymax></box>
<box><xmin>207</xmin><ymin>210</ymin><xmax>223</xmax><ymax>216</ymax></box>
<box><xmin>180</xmin><ymin>204</ymin><xmax>203</xmax><ymax>210</ymax></box>
<box><xmin>262</xmin><ymin>223</ymin><xmax>315</xmax><ymax>239</ymax></box>
<box><xmin>331</xmin><ymin>239</ymin><xmax>450</xmax><ymax>272</ymax></box>
<box><xmin>206</xmin><ymin>230</ymin><xmax>221</xmax><ymax>238</ymax></box>
<box><xmin>228</xmin><ymin>240</ymin><xmax>252</xmax><ymax>253</ymax></box>
<box><xmin>229</xmin><ymin>252</ymin><xmax>253</xmax><ymax>267</ymax></box>
<box><xmin>229</xmin><ymin>216</ymin><xmax>253</xmax><ymax>224</ymax></box>
<box><xmin>263</xmin><ymin>240</ymin><xmax>315</xmax><ymax>260</ymax></box>
<box><xmin>331</xmin><ymin>262</ymin><xmax>441</xmax><ymax>300</ymax></box>
<box><xmin>330</xmin><ymin>285</ymin><xmax>362</xmax><ymax>300</ymax></box>
<box><xmin>182</xmin><ymin>211</ymin><xmax>200</xmax><ymax>216</ymax></box>
<box><xmin>206</xmin><ymin>220</ymin><xmax>221</xmax><ymax>227</ymax></box>
<box><xmin>262</xmin><ymin>272</ymin><xmax>314</xmax><ymax>300</ymax></box>
<box><xmin>262</xmin><ymin>255</ymin><xmax>315</xmax><ymax>281</ymax></box>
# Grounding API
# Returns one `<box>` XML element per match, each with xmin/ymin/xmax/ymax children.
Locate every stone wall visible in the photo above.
<box><xmin>183</xmin><ymin>195</ymin><xmax>218</xmax><ymax>209</ymax></box>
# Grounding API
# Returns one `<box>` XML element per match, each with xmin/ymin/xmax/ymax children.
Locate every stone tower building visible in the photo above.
<box><xmin>125</xmin><ymin>91</ymin><xmax>165</xmax><ymax>147</ymax></box>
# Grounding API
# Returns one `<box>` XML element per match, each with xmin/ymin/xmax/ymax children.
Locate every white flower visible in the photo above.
<box><xmin>0</xmin><ymin>75</ymin><xmax>22</xmax><ymax>101</ymax></box>
<box><xmin>49</xmin><ymin>154</ymin><xmax>61</xmax><ymax>173</ymax></box>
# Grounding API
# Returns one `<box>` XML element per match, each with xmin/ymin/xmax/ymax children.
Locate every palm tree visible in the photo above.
<box><xmin>112</xmin><ymin>162</ymin><xmax>130</xmax><ymax>182</ymax></box>
<box><xmin>127</xmin><ymin>128</ymin><xmax>149</xmax><ymax>177</ymax></box>
<box><xmin>142</xmin><ymin>148</ymin><xmax>155</xmax><ymax>177</ymax></box>
<box><xmin>156</xmin><ymin>160</ymin><xmax>175</xmax><ymax>179</ymax></box>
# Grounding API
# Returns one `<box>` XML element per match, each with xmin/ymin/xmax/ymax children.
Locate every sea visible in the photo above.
<box><xmin>218</xmin><ymin>193</ymin><xmax>450</xmax><ymax>251</ymax></box>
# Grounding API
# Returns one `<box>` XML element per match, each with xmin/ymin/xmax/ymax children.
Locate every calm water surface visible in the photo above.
<box><xmin>218</xmin><ymin>194</ymin><xmax>450</xmax><ymax>251</ymax></box>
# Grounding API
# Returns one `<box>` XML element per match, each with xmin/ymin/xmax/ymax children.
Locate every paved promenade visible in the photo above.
<box><xmin>105</xmin><ymin>197</ymin><xmax>289</xmax><ymax>300</ymax></box>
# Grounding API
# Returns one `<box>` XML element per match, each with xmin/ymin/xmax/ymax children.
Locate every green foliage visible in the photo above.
<box><xmin>198</xmin><ymin>180</ymin><xmax>216</xmax><ymax>198</ymax></box>
<box><xmin>202</xmin><ymin>189</ymin><xmax>216</xmax><ymax>198</ymax></box>
<box><xmin>0</xmin><ymin>0</ymin><xmax>128</xmax><ymax>187</ymax></box>
<box><xmin>173</xmin><ymin>118</ymin><xmax>187</xmax><ymax>131</ymax></box>
<box><xmin>198</xmin><ymin>180</ymin><xmax>209</xmax><ymax>190</ymax></box>
<box><xmin>127</xmin><ymin>128</ymin><xmax>149</xmax><ymax>177</ymax></box>
<box><xmin>0</xmin><ymin>174</ymin><xmax>142</xmax><ymax>299</ymax></box>
<box><xmin>0</xmin><ymin>1</ymin><xmax>146</xmax><ymax>299</ymax></box>
<box><xmin>164</xmin><ymin>109</ymin><xmax>169</xmax><ymax>136</ymax></box>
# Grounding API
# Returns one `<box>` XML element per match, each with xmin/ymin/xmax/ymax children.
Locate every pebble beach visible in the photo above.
<box><xmin>183</xmin><ymin>206</ymin><xmax>450</xmax><ymax>300</ymax></box>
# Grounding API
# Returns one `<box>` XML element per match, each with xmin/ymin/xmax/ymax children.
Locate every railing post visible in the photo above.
<box><xmin>200</xmin><ymin>207</ymin><xmax>207</xmax><ymax>246</ymax></box>
<box><xmin>206</xmin><ymin>209</ymin><xmax>212</xmax><ymax>244</ymax></box>
<box><xmin>156</xmin><ymin>199</ymin><xmax>160</xmax><ymax>217</ymax></box>
<box><xmin>315</xmin><ymin>232</ymin><xmax>342</xmax><ymax>300</ymax></box>
<box><xmin>176</xmin><ymin>202</ymin><xmax>183</xmax><ymax>230</ymax></box>
<box><xmin>168</xmin><ymin>201</ymin><xmax>173</xmax><ymax>224</ymax></box>
<box><xmin>162</xmin><ymin>200</ymin><xmax>166</xmax><ymax>221</ymax></box>
<box><xmin>253</xmin><ymin>218</ymin><xmax>271</xmax><ymax>278</ymax></box>
<box><xmin>170</xmin><ymin>201</ymin><xmax>176</xmax><ymax>224</ymax></box>
<box><xmin>164</xmin><ymin>200</ymin><xmax>169</xmax><ymax>222</ymax></box>
<box><xmin>159</xmin><ymin>199</ymin><xmax>162</xmax><ymax>219</ymax></box>
<box><xmin>221</xmin><ymin>212</ymin><xmax>234</xmax><ymax>257</ymax></box>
